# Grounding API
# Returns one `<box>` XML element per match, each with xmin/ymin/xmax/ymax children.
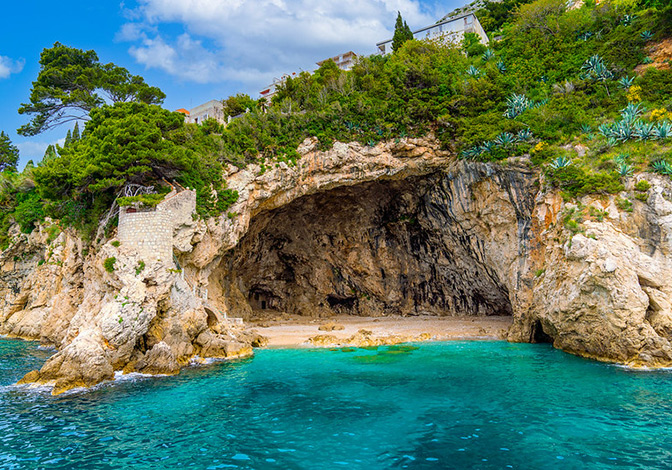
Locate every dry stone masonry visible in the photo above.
<box><xmin>118</xmin><ymin>189</ymin><xmax>196</xmax><ymax>262</ymax></box>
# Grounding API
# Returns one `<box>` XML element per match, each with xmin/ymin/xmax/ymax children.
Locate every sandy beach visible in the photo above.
<box><xmin>248</xmin><ymin>314</ymin><xmax>513</xmax><ymax>348</ymax></box>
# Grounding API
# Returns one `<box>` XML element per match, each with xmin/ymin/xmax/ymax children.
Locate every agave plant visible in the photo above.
<box><xmin>582</xmin><ymin>55</ymin><xmax>604</xmax><ymax>74</ymax></box>
<box><xmin>495</xmin><ymin>132</ymin><xmax>516</xmax><ymax>147</ymax></box>
<box><xmin>641</xmin><ymin>30</ymin><xmax>654</xmax><ymax>41</ymax></box>
<box><xmin>621</xmin><ymin>102</ymin><xmax>645</xmax><ymax>121</ymax></box>
<box><xmin>480</xmin><ymin>141</ymin><xmax>497</xmax><ymax>153</ymax></box>
<box><xmin>504</xmin><ymin>93</ymin><xmax>532</xmax><ymax>119</ymax></box>
<box><xmin>482</xmin><ymin>49</ymin><xmax>495</xmax><ymax>61</ymax></box>
<box><xmin>652</xmin><ymin>160</ymin><xmax>672</xmax><ymax>175</ymax></box>
<box><xmin>621</xmin><ymin>14</ymin><xmax>635</xmax><ymax>26</ymax></box>
<box><xmin>466</xmin><ymin>65</ymin><xmax>481</xmax><ymax>77</ymax></box>
<box><xmin>618</xmin><ymin>76</ymin><xmax>635</xmax><ymax>89</ymax></box>
<box><xmin>634</xmin><ymin>121</ymin><xmax>656</xmax><ymax>140</ymax></box>
<box><xmin>616</xmin><ymin>162</ymin><xmax>634</xmax><ymax>177</ymax></box>
<box><xmin>580</xmin><ymin>124</ymin><xmax>592</xmax><ymax>134</ymax></box>
<box><xmin>607</xmin><ymin>137</ymin><xmax>619</xmax><ymax>148</ymax></box>
<box><xmin>654</xmin><ymin>122</ymin><xmax>672</xmax><ymax>140</ymax></box>
<box><xmin>592</xmin><ymin>62</ymin><xmax>614</xmax><ymax>82</ymax></box>
<box><xmin>614</xmin><ymin>153</ymin><xmax>629</xmax><ymax>164</ymax></box>
<box><xmin>550</xmin><ymin>156</ymin><xmax>572</xmax><ymax>170</ymax></box>
<box><xmin>496</xmin><ymin>61</ymin><xmax>507</xmax><ymax>74</ymax></box>
<box><xmin>460</xmin><ymin>147</ymin><xmax>480</xmax><ymax>160</ymax></box>
<box><xmin>598</xmin><ymin>123</ymin><xmax>614</xmax><ymax>138</ymax></box>
<box><xmin>516</xmin><ymin>129</ymin><xmax>534</xmax><ymax>142</ymax></box>
<box><xmin>614</xmin><ymin>120</ymin><xmax>637</xmax><ymax>141</ymax></box>
<box><xmin>578</xmin><ymin>32</ymin><xmax>593</xmax><ymax>41</ymax></box>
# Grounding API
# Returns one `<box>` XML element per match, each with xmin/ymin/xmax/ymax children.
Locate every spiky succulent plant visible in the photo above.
<box><xmin>504</xmin><ymin>93</ymin><xmax>533</xmax><ymax>119</ymax></box>
<box><xmin>641</xmin><ymin>30</ymin><xmax>653</xmax><ymax>41</ymax></box>
<box><xmin>634</xmin><ymin>121</ymin><xmax>656</xmax><ymax>140</ymax></box>
<box><xmin>550</xmin><ymin>156</ymin><xmax>572</xmax><ymax>170</ymax></box>
<box><xmin>621</xmin><ymin>102</ymin><xmax>645</xmax><ymax>121</ymax></box>
<box><xmin>654</xmin><ymin>122</ymin><xmax>672</xmax><ymax>140</ymax></box>
<box><xmin>621</xmin><ymin>14</ymin><xmax>635</xmax><ymax>26</ymax></box>
<box><xmin>618</xmin><ymin>76</ymin><xmax>635</xmax><ymax>89</ymax></box>
<box><xmin>495</xmin><ymin>132</ymin><xmax>516</xmax><ymax>147</ymax></box>
<box><xmin>616</xmin><ymin>162</ymin><xmax>633</xmax><ymax>177</ymax></box>
<box><xmin>652</xmin><ymin>160</ymin><xmax>672</xmax><ymax>175</ymax></box>
<box><xmin>466</xmin><ymin>65</ymin><xmax>481</xmax><ymax>77</ymax></box>
<box><xmin>516</xmin><ymin>129</ymin><xmax>534</xmax><ymax>141</ymax></box>
<box><xmin>482</xmin><ymin>49</ymin><xmax>495</xmax><ymax>61</ymax></box>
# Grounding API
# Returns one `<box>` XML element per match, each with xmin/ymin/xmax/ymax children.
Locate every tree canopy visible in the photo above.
<box><xmin>18</xmin><ymin>42</ymin><xmax>166</xmax><ymax>136</ymax></box>
<box><xmin>0</xmin><ymin>132</ymin><xmax>19</xmax><ymax>172</ymax></box>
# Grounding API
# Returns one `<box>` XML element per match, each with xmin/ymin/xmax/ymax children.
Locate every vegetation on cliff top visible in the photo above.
<box><xmin>0</xmin><ymin>0</ymin><xmax>671</xmax><ymax>249</ymax></box>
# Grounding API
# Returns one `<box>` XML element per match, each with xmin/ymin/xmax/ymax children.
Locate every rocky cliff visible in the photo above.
<box><xmin>3</xmin><ymin>135</ymin><xmax>672</xmax><ymax>393</ymax></box>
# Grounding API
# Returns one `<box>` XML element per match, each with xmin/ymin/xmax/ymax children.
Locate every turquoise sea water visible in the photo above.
<box><xmin>1</xmin><ymin>339</ymin><xmax>672</xmax><ymax>469</ymax></box>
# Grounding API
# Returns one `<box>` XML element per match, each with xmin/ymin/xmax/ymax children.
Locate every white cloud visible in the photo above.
<box><xmin>121</xmin><ymin>0</ymin><xmax>447</xmax><ymax>91</ymax></box>
<box><xmin>0</xmin><ymin>56</ymin><xmax>25</xmax><ymax>79</ymax></box>
<box><xmin>16</xmin><ymin>138</ymin><xmax>66</xmax><ymax>162</ymax></box>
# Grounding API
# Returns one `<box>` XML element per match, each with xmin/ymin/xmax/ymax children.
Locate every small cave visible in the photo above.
<box><xmin>212</xmin><ymin>173</ymin><xmax>530</xmax><ymax>320</ymax></box>
<box><xmin>530</xmin><ymin>320</ymin><xmax>553</xmax><ymax>344</ymax></box>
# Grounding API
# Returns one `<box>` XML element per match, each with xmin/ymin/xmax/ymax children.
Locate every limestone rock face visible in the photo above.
<box><xmin>508</xmin><ymin>177</ymin><xmax>672</xmax><ymax>366</ymax></box>
<box><xmin>2</xmin><ymin>219</ymin><xmax>258</xmax><ymax>394</ymax></box>
<box><xmin>136</xmin><ymin>342</ymin><xmax>180</xmax><ymax>375</ymax></box>
<box><xmin>7</xmin><ymin>136</ymin><xmax>672</xmax><ymax>394</ymax></box>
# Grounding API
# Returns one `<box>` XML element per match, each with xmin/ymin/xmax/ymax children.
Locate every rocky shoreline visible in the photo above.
<box><xmin>4</xmin><ymin>136</ymin><xmax>672</xmax><ymax>393</ymax></box>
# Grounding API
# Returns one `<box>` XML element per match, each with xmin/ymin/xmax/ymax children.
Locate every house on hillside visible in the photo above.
<box><xmin>316</xmin><ymin>51</ymin><xmax>358</xmax><ymax>71</ymax></box>
<box><xmin>183</xmin><ymin>100</ymin><xmax>225</xmax><ymax>125</ymax></box>
<box><xmin>259</xmin><ymin>72</ymin><xmax>298</xmax><ymax>101</ymax></box>
<box><xmin>376</xmin><ymin>12</ymin><xmax>488</xmax><ymax>55</ymax></box>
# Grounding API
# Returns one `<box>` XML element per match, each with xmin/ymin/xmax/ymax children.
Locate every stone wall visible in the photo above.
<box><xmin>118</xmin><ymin>189</ymin><xmax>197</xmax><ymax>263</ymax></box>
<box><xmin>118</xmin><ymin>208</ymin><xmax>173</xmax><ymax>262</ymax></box>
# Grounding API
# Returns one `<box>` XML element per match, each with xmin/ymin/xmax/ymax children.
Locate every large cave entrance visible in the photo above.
<box><xmin>210</xmin><ymin>168</ymin><xmax>536</xmax><ymax>320</ymax></box>
<box><xmin>215</xmin><ymin>174</ymin><xmax>515</xmax><ymax>319</ymax></box>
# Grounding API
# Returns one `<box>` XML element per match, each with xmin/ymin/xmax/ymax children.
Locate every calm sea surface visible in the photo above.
<box><xmin>1</xmin><ymin>338</ymin><xmax>671</xmax><ymax>469</ymax></box>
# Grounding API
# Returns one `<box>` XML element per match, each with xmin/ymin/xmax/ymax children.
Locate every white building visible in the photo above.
<box><xmin>376</xmin><ymin>12</ymin><xmax>488</xmax><ymax>55</ymax></box>
<box><xmin>182</xmin><ymin>100</ymin><xmax>225</xmax><ymax>125</ymax></box>
<box><xmin>316</xmin><ymin>51</ymin><xmax>358</xmax><ymax>71</ymax></box>
<box><xmin>259</xmin><ymin>72</ymin><xmax>298</xmax><ymax>102</ymax></box>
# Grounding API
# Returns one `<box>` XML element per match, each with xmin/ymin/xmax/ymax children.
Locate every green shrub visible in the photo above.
<box><xmin>117</xmin><ymin>193</ymin><xmax>165</xmax><ymax>208</ymax></box>
<box><xmin>103</xmin><ymin>257</ymin><xmax>116</xmax><ymax>273</ymax></box>
<box><xmin>547</xmin><ymin>166</ymin><xmax>624</xmax><ymax>198</ymax></box>
<box><xmin>135</xmin><ymin>260</ymin><xmax>145</xmax><ymax>276</ymax></box>
<box><xmin>635</xmin><ymin>180</ymin><xmax>651</xmax><ymax>192</ymax></box>
<box><xmin>45</xmin><ymin>224</ymin><xmax>61</xmax><ymax>244</ymax></box>
<box><xmin>111</xmin><ymin>240</ymin><xmax>120</xmax><ymax>247</ymax></box>
<box><xmin>616</xmin><ymin>197</ymin><xmax>634</xmax><ymax>212</ymax></box>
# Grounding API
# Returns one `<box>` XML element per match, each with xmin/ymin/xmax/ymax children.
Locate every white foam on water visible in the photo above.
<box><xmin>613</xmin><ymin>364</ymin><xmax>672</xmax><ymax>372</ymax></box>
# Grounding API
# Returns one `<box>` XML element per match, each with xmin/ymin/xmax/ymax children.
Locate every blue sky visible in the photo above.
<box><xmin>1</xmin><ymin>0</ymin><xmax>463</xmax><ymax>169</ymax></box>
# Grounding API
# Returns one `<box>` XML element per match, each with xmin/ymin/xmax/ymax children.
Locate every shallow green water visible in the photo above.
<box><xmin>1</xmin><ymin>338</ymin><xmax>672</xmax><ymax>469</ymax></box>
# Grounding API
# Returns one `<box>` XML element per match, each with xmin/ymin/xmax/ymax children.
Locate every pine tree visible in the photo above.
<box><xmin>392</xmin><ymin>12</ymin><xmax>414</xmax><ymax>53</ymax></box>
<box><xmin>72</xmin><ymin>122</ymin><xmax>80</xmax><ymax>141</ymax></box>
<box><xmin>64</xmin><ymin>129</ymin><xmax>72</xmax><ymax>148</ymax></box>
<box><xmin>0</xmin><ymin>131</ymin><xmax>19</xmax><ymax>172</ymax></box>
<box><xmin>404</xmin><ymin>20</ymin><xmax>413</xmax><ymax>43</ymax></box>
<box><xmin>43</xmin><ymin>144</ymin><xmax>58</xmax><ymax>162</ymax></box>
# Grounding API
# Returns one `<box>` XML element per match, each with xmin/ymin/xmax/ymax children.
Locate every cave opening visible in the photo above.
<box><xmin>213</xmin><ymin>174</ymin><xmax>519</xmax><ymax>320</ymax></box>
<box><xmin>531</xmin><ymin>320</ymin><xmax>553</xmax><ymax>344</ymax></box>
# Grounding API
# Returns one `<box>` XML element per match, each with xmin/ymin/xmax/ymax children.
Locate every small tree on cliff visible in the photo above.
<box><xmin>0</xmin><ymin>131</ymin><xmax>19</xmax><ymax>172</ymax></box>
<box><xmin>392</xmin><ymin>12</ymin><xmax>414</xmax><ymax>52</ymax></box>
